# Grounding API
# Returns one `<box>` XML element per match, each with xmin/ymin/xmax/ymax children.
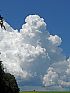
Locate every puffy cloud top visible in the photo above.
<box><xmin>25</xmin><ymin>15</ymin><xmax>46</xmax><ymax>30</ymax></box>
<box><xmin>48</xmin><ymin>35</ymin><xmax>62</xmax><ymax>46</ymax></box>
<box><xmin>0</xmin><ymin>15</ymin><xmax>69</xmax><ymax>90</ymax></box>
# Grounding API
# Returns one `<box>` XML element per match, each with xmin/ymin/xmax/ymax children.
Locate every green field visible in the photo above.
<box><xmin>20</xmin><ymin>91</ymin><xmax>70</xmax><ymax>93</ymax></box>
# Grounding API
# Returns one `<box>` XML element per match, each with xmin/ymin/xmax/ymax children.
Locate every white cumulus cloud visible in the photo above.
<box><xmin>48</xmin><ymin>35</ymin><xmax>62</xmax><ymax>46</ymax></box>
<box><xmin>0</xmin><ymin>15</ymin><xmax>69</xmax><ymax>90</ymax></box>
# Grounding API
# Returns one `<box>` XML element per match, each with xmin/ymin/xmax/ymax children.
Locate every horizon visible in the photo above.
<box><xmin>0</xmin><ymin>0</ymin><xmax>70</xmax><ymax>91</ymax></box>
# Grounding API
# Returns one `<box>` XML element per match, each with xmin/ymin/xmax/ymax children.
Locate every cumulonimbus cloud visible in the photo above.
<box><xmin>0</xmin><ymin>15</ymin><xmax>69</xmax><ymax>90</ymax></box>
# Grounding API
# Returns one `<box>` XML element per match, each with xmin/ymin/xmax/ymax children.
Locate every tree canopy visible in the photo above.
<box><xmin>0</xmin><ymin>60</ymin><xmax>20</xmax><ymax>93</ymax></box>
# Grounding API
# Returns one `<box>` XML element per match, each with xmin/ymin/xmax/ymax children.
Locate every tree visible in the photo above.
<box><xmin>0</xmin><ymin>59</ymin><xmax>20</xmax><ymax>93</ymax></box>
<box><xmin>3</xmin><ymin>73</ymin><xmax>20</xmax><ymax>93</ymax></box>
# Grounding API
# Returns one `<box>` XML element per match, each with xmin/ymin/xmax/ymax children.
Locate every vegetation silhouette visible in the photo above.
<box><xmin>0</xmin><ymin>15</ymin><xmax>6</xmax><ymax>30</ymax></box>
<box><xmin>0</xmin><ymin>53</ymin><xmax>20</xmax><ymax>93</ymax></box>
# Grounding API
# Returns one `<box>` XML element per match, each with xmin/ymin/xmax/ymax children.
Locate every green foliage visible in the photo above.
<box><xmin>20</xmin><ymin>91</ymin><xmax>70</xmax><ymax>93</ymax></box>
<box><xmin>0</xmin><ymin>60</ymin><xmax>20</xmax><ymax>93</ymax></box>
<box><xmin>3</xmin><ymin>73</ymin><xmax>20</xmax><ymax>93</ymax></box>
<box><xmin>0</xmin><ymin>61</ymin><xmax>4</xmax><ymax>76</ymax></box>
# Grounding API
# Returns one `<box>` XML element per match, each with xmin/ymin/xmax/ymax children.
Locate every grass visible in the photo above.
<box><xmin>20</xmin><ymin>91</ymin><xmax>70</xmax><ymax>93</ymax></box>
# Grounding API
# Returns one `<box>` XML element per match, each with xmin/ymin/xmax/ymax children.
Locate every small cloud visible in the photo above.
<box><xmin>48</xmin><ymin>35</ymin><xmax>62</xmax><ymax>46</ymax></box>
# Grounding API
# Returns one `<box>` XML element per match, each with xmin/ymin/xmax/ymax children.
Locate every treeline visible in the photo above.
<box><xmin>0</xmin><ymin>58</ymin><xmax>20</xmax><ymax>93</ymax></box>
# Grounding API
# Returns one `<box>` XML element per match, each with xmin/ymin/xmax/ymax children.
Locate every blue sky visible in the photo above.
<box><xmin>0</xmin><ymin>0</ymin><xmax>70</xmax><ymax>56</ymax></box>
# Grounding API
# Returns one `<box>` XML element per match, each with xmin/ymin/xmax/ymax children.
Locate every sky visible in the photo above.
<box><xmin>0</xmin><ymin>0</ymin><xmax>70</xmax><ymax>91</ymax></box>
<box><xmin>0</xmin><ymin>0</ymin><xmax>70</xmax><ymax>56</ymax></box>
<box><xmin>0</xmin><ymin>14</ymin><xmax>69</xmax><ymax>91</ymax></box>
